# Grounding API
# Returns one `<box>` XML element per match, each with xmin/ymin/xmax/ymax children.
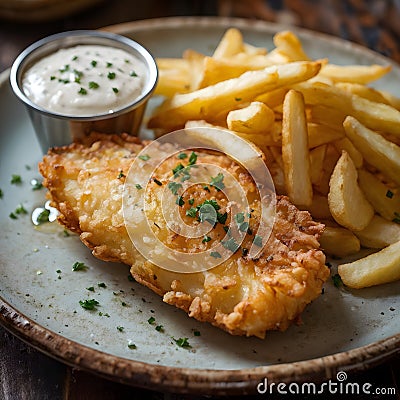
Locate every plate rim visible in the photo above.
<box><xmin>1</xmin><ymin>16</ymin><xmax>400</xmax><ymax>395</ymax></box>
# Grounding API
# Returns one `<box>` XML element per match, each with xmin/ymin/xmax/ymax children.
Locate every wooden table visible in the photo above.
<box><xmin>1</xmin><ymin>1</ymin><xmax>399</xmax><ymax>398</ymax></box>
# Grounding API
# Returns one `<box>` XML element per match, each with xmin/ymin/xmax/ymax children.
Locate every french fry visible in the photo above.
<box><xmin>335</xmin><ymin>82</ymin><xmax>391</xmax><ymax>105</ymax></box>
<box><xmin>313</xmin><ymin>144</ymin><xmax>340</xmax><ymax>196</ymax></box>
<box><xmin>198</xmin><ymin>57</ymin><xmax>250</xmax><ymax>88</ymax></box>
<box><xmin>154</xmin><ymin>69</ymin><xmax>191</xmax><ymax>97</ymax></box>
<box><xmin>355</xmin><ymin>215</ymin><xmax>400</xmax><ymax>249</ymax></box>
<box><xmin>282</xmin><ymin>89</ymin><xmax>313</xmax><ymax>207</ymax></box>
<box><xmin>273</xmin><ymin>31</ymin><xmax>310</xmax><ymax>61</ymax></box>
<box><xmin>308</xmin><ymin>104</ymin><xmax>346</xmax><ymax>132</ymax></box>
<box><xmin>320</xmin><ymin>63</ymin><xmax>391</xmax><ymax>84</ymax></box>
<box><xmin>227</xmin><ymin>101</ymin><xmax>275</xmax><ymax>134</ymax></box>
<box><xmin>183</xmin><ymin>49</ymin><xmax>206</xmax><ymax>91</ymax></box>
<box><xmin>295</xmin><ymin>82</ymin><xmax>400</xmax><ymax>137</ymax></box>
<box><xmin>343</xmin><ymin>116</ymin><xmax>400</xmax><ymax>186</ymax></box>
<box><xmin>307</xmin><ymin>193</ymin><xmax>332</xmax><ymax>220</ymax></box>
<box><xmin>328</xmin><ymin>151</ymin><xmax>374</xmax><ymax>231</ymax></box>
<box><xmin>148</xmin><ymin>61</ymin><xmax>321</xmax><ymax>130</ymax></box>
<box><xmin>307</xmin><ymin>123</ymin><xmax>344</xmax><ymax>148</ymax></box>
<box><xmin>256</xmin><ymin>87</ymin><xmax>289</xmax><ymax>109</ymax></box>
<box><xmin>357</xmin><ymin>169</ymin><xmax>400</xmax><ymax>222</ymax></box>
<box><xmin>338</xmin><ymin>240</ymin><xmax>400</xmax><ymax>288</ymax></box>
<box><xmin>332</xmin><ymin>137</ymin><xmax>363</xmax><ymax>168</ymax></box>
<box><xmin>319</xmin><ymin>226</ymin><xmax>360</xmax><ymax>258</ymax></box>
<box><xmin>309</xmin><ymin>145</ymin><xmax>327</xmax><ymax>185</ymax></box>
<box><xmin>213</xmin><ymin>28</ymin><xmax>244</xmax><ymax>58</ymax></box>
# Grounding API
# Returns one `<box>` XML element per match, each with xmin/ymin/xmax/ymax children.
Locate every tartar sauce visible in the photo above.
<box><xmin>22</xmin><ymin>45</ymin><xmax>147</xmax><ymax>116</ymax></box>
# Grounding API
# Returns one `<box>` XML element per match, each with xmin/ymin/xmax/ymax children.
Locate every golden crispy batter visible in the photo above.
<box><xmin>39</xmin><ymin>133</ymin><xmax>329</xmax><ymax>338</ymax></box>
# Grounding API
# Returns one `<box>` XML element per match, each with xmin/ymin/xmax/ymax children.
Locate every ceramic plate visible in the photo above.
<box><xmin>0</xmin><ymin>17</ymin><xmax>399</xmax><ymax>395</ymax></box>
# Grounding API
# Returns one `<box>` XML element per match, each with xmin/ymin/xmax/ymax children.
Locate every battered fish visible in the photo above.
<box><xmin>39</xmin><ymin>133</ymin><xmax>329</xmax><ymax>338</ymax></box>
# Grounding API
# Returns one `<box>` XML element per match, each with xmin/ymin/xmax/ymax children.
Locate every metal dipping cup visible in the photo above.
<box><xmin>10</xmin><ymin>30</ymin><xmax>158</xmax><ymax>153</ymax></box>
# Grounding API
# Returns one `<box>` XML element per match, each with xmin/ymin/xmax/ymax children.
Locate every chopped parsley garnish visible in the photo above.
<box><xmin>188</xmin><ymin>151</ymin><xmax>197</xmax><ymax>166</ymax></box>
<box><xmin>91</xmin><ymin>60</ymin><xmax>97</xmax><ymax>67</ymax></box>
<box><xmin>234</xmin><ymin>212</ymin><xmax>245</xmax><ymax>224</ymax></box>
<box><xmin>202</xmin><ymin>199</ymin><xmax>220</xmax><ymax>210</ymax></box>
<box><xmin>98</xmin><ymin>282</ymin><xmax>107</xmax><ymax>288</ymax></box>
<box><xmin>50</xmin><ymin>76</ymin><xmax>56</xmax><ymax>81</ymax></box>
<box><xmin>235</xmin><ymin>214</ymin><xmax>249</xmax><ymax>233</ymax></box>
<box><xmin>117</xmin><ymin>326</ymin><xmax>124</xmax><ymax>332</ymax></box>
<box><xmin>15</xmin><ymin>204</ymin><xmax>28</xmax><ymax>215</ymax></box>
<box><xmin>188</xmin><ymin>198</ymin><xmax>195</xmax><ymax>205</ymax></box>
<box><xmin>63</xmin><ymin>229</ymin><xmax>70</xmax><ymax>237</ymax></box>
<box><xmin>221</xmin><ymin>237</ymin><xmax>240</xmax><ymax>253</ymax></box>
<box><xmin>168</xmin><ymin>181</ymin><xmax>182</xmax><ymax>195</ymax></box>
<box><xmin>130</xmin><ymin>70</ymin><xmax>138</xmax><ymax>77</ymax></box>
<box><xmin>386</xmin><ymin>190</ymin><xmax>394</xmax><ymax>199</ymax></box>
<box><xmin>72</xmin><ymin>55</ymin><xmax>78</xmax><ymax>61</ymax></box>
<box><xmin>153</xmin><ymin>178</ymin><xmax>162</xmax><ymax>186</ymax></box>
<box><xmin>72</xmin><ymin>261</ymin><xmax>88</xmax><ymax>271</ymax></box>
<box><xmin>0</xmin><ymin>188</ymin><xmax>3</xmax><ymax>199</ymax></box>
<box><xmin>59</xmin><ymin>64</ymin><xmax>70</xmax><ymax>73</ymax></box>
<box><xmin>253</xmin><ymin>235</ymin><xmax>263</xmax><ymax>247</ymax></box>
<box><xmin>36</xmin><ymin>208</ymin><xmax>50</xmax><ymax>224</ymax></box>
<box><xmin>217</xmin><ymin>212</ymin><xmax>228</xmax><ymax>225</ymax></box>
<box><xmin>202</xmin><ymin>235</ymin><xmax>211</xmax><ymax>243</ymax></box>
<box><xmin>177</xmin><ymin>152</ymin><xmax>187</xmax><ymax>159</ymax></box>
<box><xmin>186</xmin><ymin>207</ymin><xmax>198</xmax><ymax>218</ymax></box>
<box><xmin>89</xmin><ymin>81</ymin><xmax>99</xmax><ymax>89</ymax></box>
<box><xmin>117</xmin><ymin>171</ymin><xmax>125</xmax><ymax>179</ymax></box>
<box><xmin>148</xmin><ymin>316</ymin><xmax>156</xmax><ymax>324</ymax></box>
<box><xmin>31</xmin><ymin>179</ymin><xmax>43</xmax><ymax>190</ymax></box>
<box><xmin>203</xmin><ymin>185</ymin><xmax>210</xmax><ymax>192</ymax></box>
<box><xmin>78</xmin><ymin>87</ymin><xmax>87</xmax><ymax>95</ymax></box>
<box><xmin>106</xmin><ymin>62</ymin><xmax>113</xmax><ymax>68</ymax></box>
<box><xmin>10</xmin><ymin>203</ymin><xmax>28</xmax><ymax>220</ymax></box>
<box><xmin>172</xmin><ymin>163</ymin><xmax>184</xmax><ymax>175</ymax></box>
<box><xmin>10</xmin><ymin>174</ymin><xmax>22</xmax><ymax>184</ymax></box>
<box><xmin>239</xmin><ymin>222</ymin><xmax>249</xmax><ymax>233</ymax></box>
<box><xmin>139</xmin><ymin>154</ymin><xmax>150</xmax><ymax>161</ymax></box>
<box><xmin>107</xmin><ymin>72</ymin><xmax>116</xmax><ymax>80</ymax></box>
<box><xmin>79</xmin><ymin>299</ymin><xmax>99</xmax><ymax>310</ymax></box>
<box><xmin>155</xmin><ymin>325</ymin><xmax>164</xmax><ymax>332</ymax></box>
<box><xmin>198</xmin><ymin>203</ymin><xmax>217</xmax><ymax>225</ymax></box>
<box><xmin>73</xmin><ymin>69</ymin><xmax>83</xmax><ymax>83</ymax></box>
<box><xmin>86</xmin><ymin>286</ymin><xmax>95</xmax><ymax>292</ymax></box>
<box><xmin>112</xmin><ymin>87</ymin><xmax>119</xmax><ymax>93</ymax></box>
<box><xmin>135</xmin><ymin>184</ymin><xmax>143</xmax><ymax>190</ymax></box>
<box><xmin>332</xmin><ymin>273</ymin><xmax>343</xmax><ymax>288</ymax></box>
<box><xmin>210</xmin><ymin>251</ymin><xmax>222</xmax><ymax>259</ymax></box>
<box><xmin>128</xmin><ymin>341</ymin><xmax>137</xmax><ymax>349</ymax></box>
<box><xmin>210</xmin><ymin>173</ymin><xmax>225</xmax><ymax>191</ymax></box>
<box><xmin>173</xmin><ymin>337</ymin><xmax>191</xmax><ymax>348</ymax></box>
<box><xmin>121</xmin><ymin>301</ymin><xmax>128</xmax><ymax>307</ymax></box>
<box><xmin>235</xmin><ymin>97</ymin><xmax>242</xmax><ymax>101</ymax></box>
<box><xmin>193</xmin><ymin>330</ymin><xmax>201</xmax><ymax>336</ymax></box>
<box><xmin>176</xmin><ymin>196</ymin><xmax>185</xmax><ymax>207</ymax></box>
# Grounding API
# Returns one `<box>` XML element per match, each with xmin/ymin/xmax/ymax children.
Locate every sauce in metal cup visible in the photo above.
<box><xmin>10</xmin><ymin>30</ymin><xmax>158</xmax><ymax>153</ymax></box>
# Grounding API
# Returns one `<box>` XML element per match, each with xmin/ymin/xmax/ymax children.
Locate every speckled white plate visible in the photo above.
<box><xmin>0</xmin><ymin>17</ymin><xmax>399</xmax><ymax>395</ymax></box>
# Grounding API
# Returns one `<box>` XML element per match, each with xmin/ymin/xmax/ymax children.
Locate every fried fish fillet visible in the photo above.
<box><xmin>39</xmin><ymin>133</ymin><xmax>329</xmax><ymax>338</ymax></box>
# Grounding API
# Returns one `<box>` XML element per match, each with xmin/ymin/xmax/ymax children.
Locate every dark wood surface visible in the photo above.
<box><xmin>1</xmin><ymin>1</ymin><xmax>400</xmax><ymax>399</ymax></box>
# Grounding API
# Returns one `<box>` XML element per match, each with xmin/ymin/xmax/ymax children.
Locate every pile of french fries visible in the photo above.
<box><xmin>148</xmin><ymin>28</ymin><xmax>400</xmax><ymax>289</ymax></box>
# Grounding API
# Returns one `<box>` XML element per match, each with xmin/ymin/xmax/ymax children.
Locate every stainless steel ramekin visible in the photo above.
<box><xmin>10</xmin><ymin>30</ymin><xmax>158</xmax><ymax>153</ymax></box>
